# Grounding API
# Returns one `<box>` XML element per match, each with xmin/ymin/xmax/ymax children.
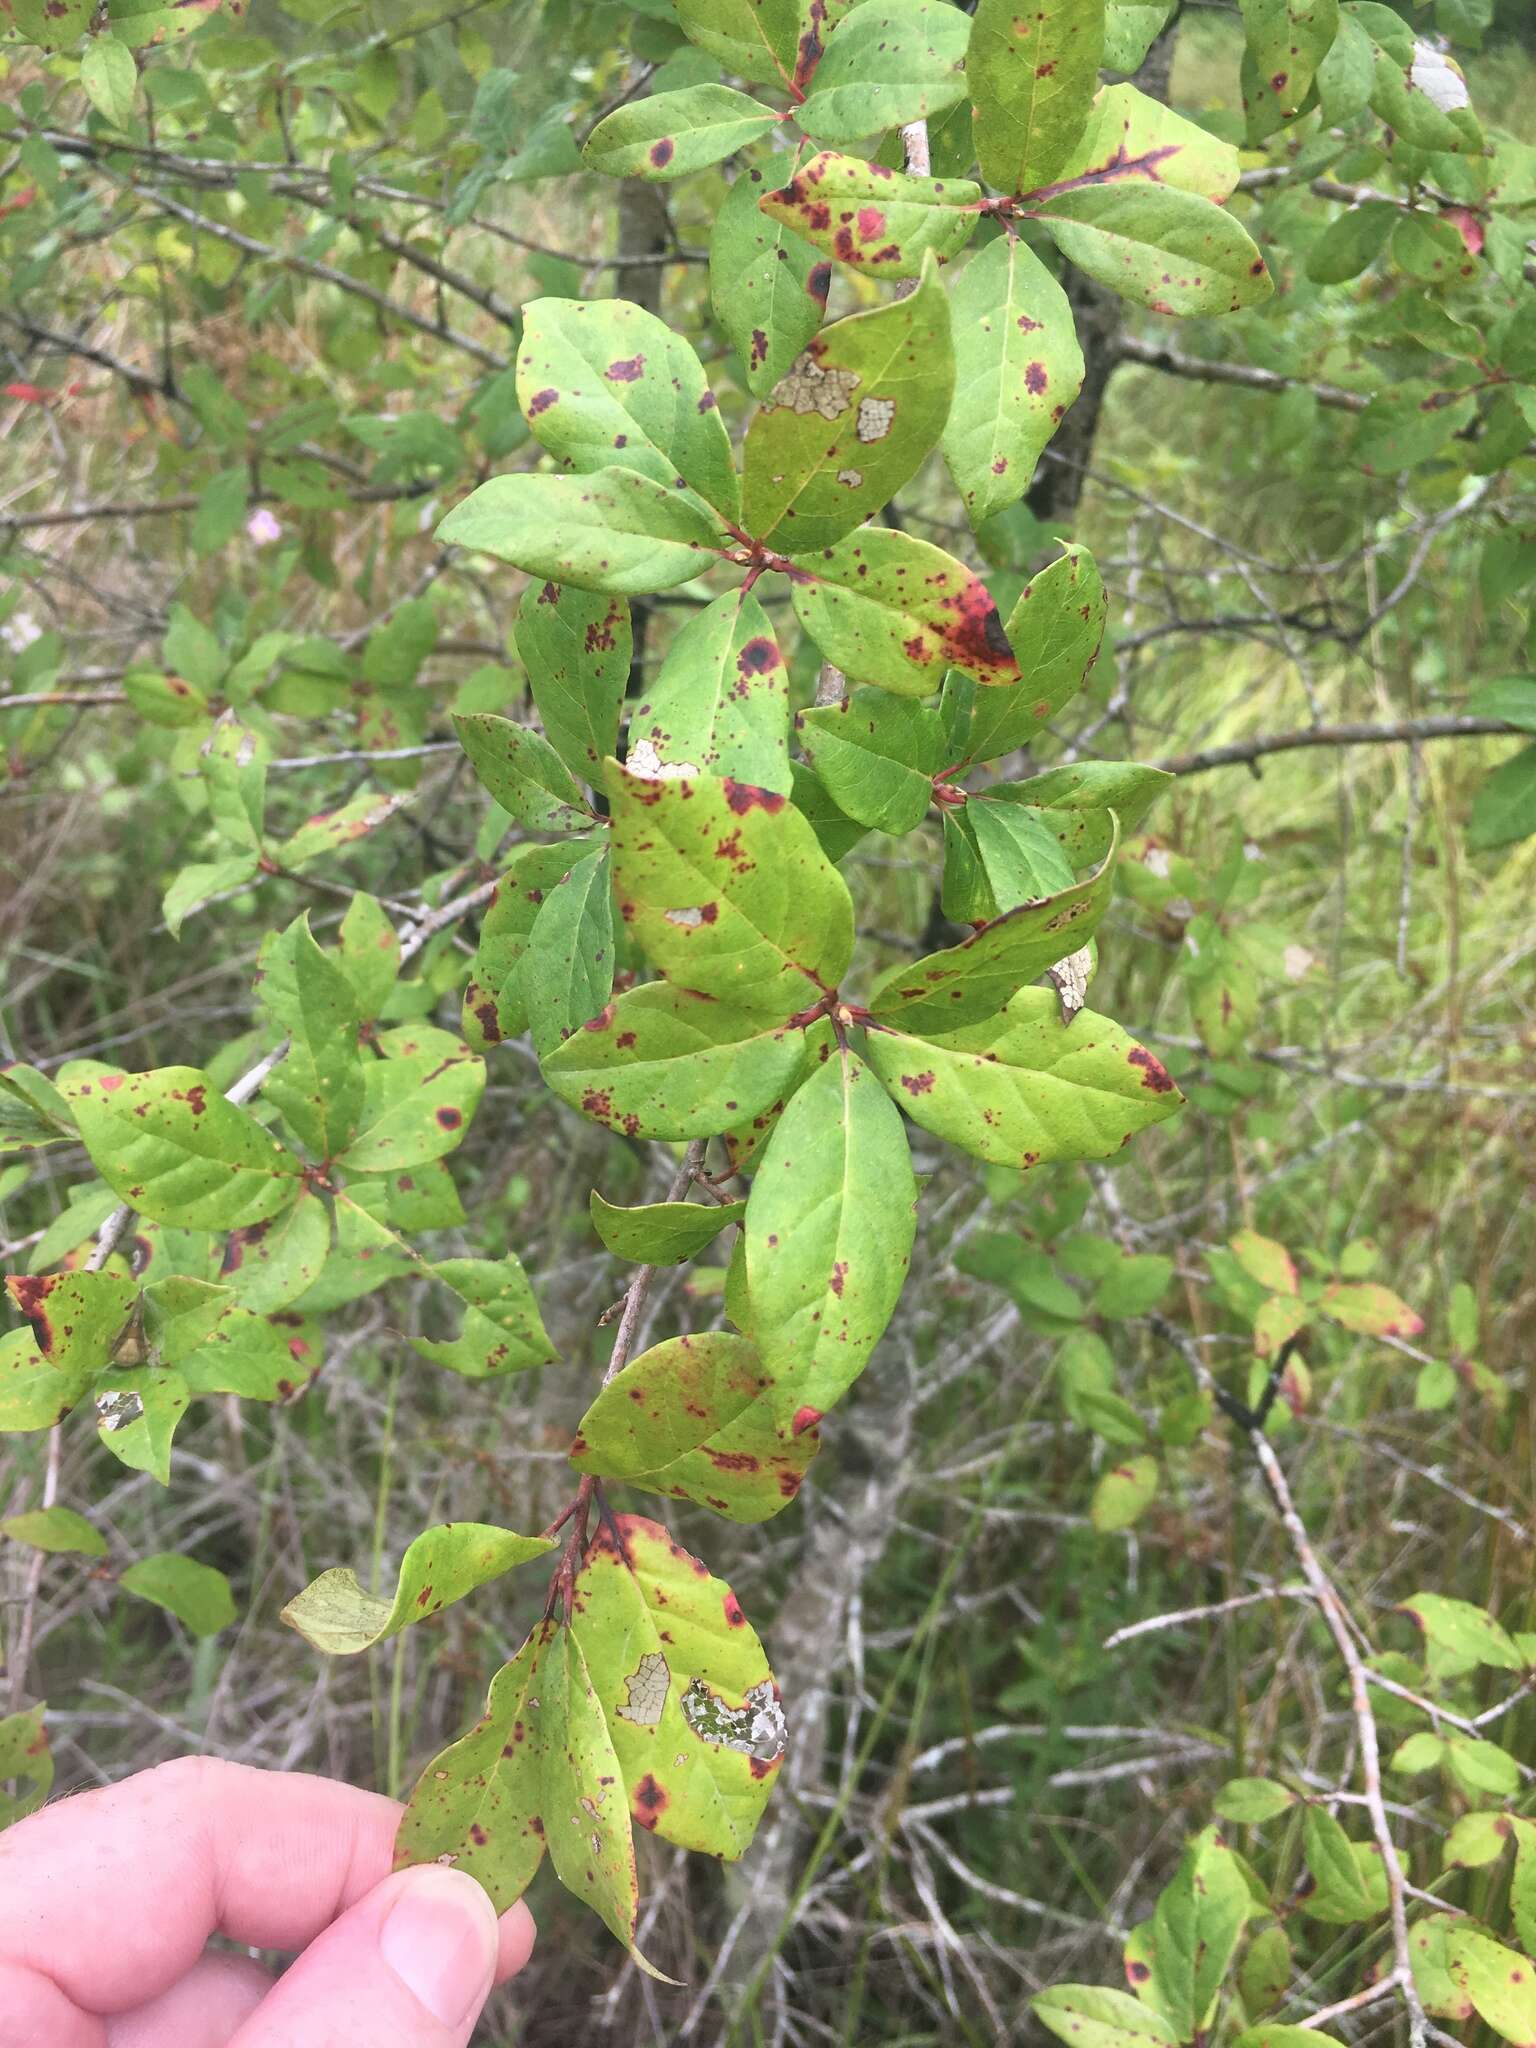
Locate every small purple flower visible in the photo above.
<box><xmin>246</xmin><ymin>508</ymin><xmax>283</xmax><ymax>547</ymax></box>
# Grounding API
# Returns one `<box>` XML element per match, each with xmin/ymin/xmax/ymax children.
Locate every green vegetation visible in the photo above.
<box><xmin>2</xmin><ymin>0</ymin><xmax>1534</xmax><ymax>2038</ymax></box>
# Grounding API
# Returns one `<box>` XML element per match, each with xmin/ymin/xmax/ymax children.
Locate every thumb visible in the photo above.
<box><xmin>229</xmin><ymin>1865</ymin><xmax>504</xmax><ymax>2048</ymax></box>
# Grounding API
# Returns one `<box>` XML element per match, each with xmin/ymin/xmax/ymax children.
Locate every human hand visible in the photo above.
<box><xmin>0</xmin><ymin>1755</ymin><xmax>534</xmax><ymax>2047</ymax></box>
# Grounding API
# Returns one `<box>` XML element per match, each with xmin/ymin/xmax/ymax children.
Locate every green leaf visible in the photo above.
<box><xmin>339</xmin><ymin>1031</ymin><xmax>485</xmax><ymax>1173</ymax></box>
<box><xmin>969</xmin><ymin>0</ymin><xmax>1104</xmax><ymax>196</ymax></box>
<box><xmin>516</xmin><ymin>297</ymin><xmax>739</xmax><ymax>520</ymax></box>
<box><xmin>1094</xmin><ymin>1253</ymin><xmax>1174</xmax><ymax>1319</ymax></box>
<box><xmin>1399</xmin><ymin>1591</ymin><xmax>1524</xmax><ymax>1674</ymax></box>
<box><xmin>0</xmin><ymin>1506</ymin><xmax>107</xmax><ymax>1557</ymax></box>
<box><xmin>1468</xmin><ymin>745</ymin><xmax>1536</xmax><ymax>851</ymax></box>
<box><xmin>789</xmin><ymin>526</ymin><xmax>1021</xmax><ymax>694</ymax></box>
<box><xmin>1237</xmin><ymin>1925</ymin><xmax>1292</xmax><ymax>2017</ymax></box>
<box><xmin>5</xmin><ymin>1270</ymin><xmax>138</xmax><ymax>1377</ymax></box>
<box><xmin>66</xmin><ymin>1066</ymin><xmax>302</xmax><ymax>1229</ymax></box>
<box><xmin>108</xmin><ymin>0</ymin><xmax>231</xmax><ymax>46</ymax></box>
<box><xmin>796</xmin><ymin>689</ymin><xmax>945</xmax><ymax>833</ymax></box>
<box><xmin>332</xmin><ymin>895</ymin><xmax>399</xmax><ymax>1021</ymax></box>
<box><xmin>463</xmin><ymin>843</ymin><xmax>599</xmax><ymax>1049</ymax></box>
<box><xmin>1033</xmin><ymin>1984</ymin><xmax>1179</xmax><ymax>2048</ymax></box>
<box><xmin>1037</xmin><ymin>183</ymin><xmax>1273</xmax><ymax>317</ymax></box>
<box><xmin>406</xmin><ymin>1253</ymin><xmax>558</xmax><ymax>1380</ymax></box>
<box><xmin>942</xmin><ymin>235</ymin><xmax>1085</xmax><ymax>527</ymax></box>
<box><xmin>282</xmin><ymin>1523</ymin><xmax>555</xmax><ymax>1655</ymax></box>
<box><xmin>1306</xmin><ymin>200</ymin><xmax>1398</xmax><ymax>284</ymax></box>
<box><xmin>1391</xmin><ymin>1731</ymin><xmax>1447</xmax><ymax>1774</ymax></box>
<box><xmin>518</xmin><ymin>583</ymin><xmax>631</xmax><ymax>784</ymax></box>
<box><xmin>95</xmin><ymin>1368</ymin><xmax>190</xmax><ymax>1485</ymax></box>
<box><xmin>516</xmin><ymin>847</ymin><xmax>616</xmax><ymax>1057</ymax></box>
<box><xmin>437</xmin><ymin>468</ymin><xmax>725</xmax><ymax>595</ymax></box>
<box><xmin>710</xmin><ymin>157</ymin><xmax>832</xmax><ymax>400</ymax></box>
<box><xmin>745</xmin><ymin>1044</ymin><xmax>918</xmax><ymax>1421</ymax></box>
<box><xmin>258</xmin><ymin>915</ymin><xmax>365</xmax><ymax>1161</ymax></box>
<box><xmin>607</xmin><ymin>761</ymin><xmax>854</xmax><ymax>1014</ymax></box>
<box><xmin>759</xmin><ymin>150</ymin><xmax>981</xmax><ymax>278</ymax></box>
<box><xmin>867</xmin><ymin>825</ymin><xmax>1120</xmax><ymax>1032</ymax></box>
<box><xmin>4</xmin><ymin>0</ymin><xmax>93</xmax><ymax>49</ymax></box>
<box><xmin>1147</xmin><ymin>1829</ymin><xmax>1250</xmax><ymax>2033</ymax></box>
<box><xmin>1447</xmin><ymin>1926</ymin><xmax>1536</xmax><ymax>2047</ymax></box>
<box><xmin>631</xmin><ymin>590</ymin><xmax>792</xmax><ymax>791</ymax></box>
<box><xmin>1512</xmin><ymin>1822</ymin><xmax>1536</xmax><ymax>1951</ymax></box>
<box><xmin>956</xmin><ymin>544</ymin><xmax>1107</xmax><ymax>765</ymax></box>
<box><xmin>865</xmin><ymin>989</ymin><xmax>1181</xmax><ymax>1167</ymax></box>
<box><xmin>945</xmin><ymin>800</ymin><xmax>1076</xmax><ymax>921</ymax></box>
<box><xmin>80</xmin><ymin>32</ymin><xmax>138</xmax><ymax>125</ymax></box>
<box><xmin>163</xmin><ymin>854</ymin><xmax>260</xmax><ymax>938</ymax></box>
<box><xmin>1466</xmin><ymin>678</ymin><xmax>1536</xmax><ymax>737</ymax></box>
<box><xmin>542</xmin><ymin>982</ymin><xmax>811</xmax><ymax>1139</ymax></box>
<box><xmin>584</xmin><ymin>84</ymin><xmax>780</xmax><ymax>183</ymax></box>
<box><xmin>118</xmin><ymin>1552</ymin><xmax>236</xmax><ymax>1637</ymax></box>
<box><xmin>798</xmin><ymin>0</ymin><xmax>971</xmax><ymax>145</ymax></box>
<box><xmin>1092</xmin><ymin>1453</ymin><xmax>1158</xmax><ymax>1531</ymax></box>
<box><xmin>1301</xmin><ymin>1804</ymin><xmax>1377</xmax><ymax>1919</ymax></box>
<box><xmin>1447</xmin><ymin>1735</ymin><xmax>1520</xmax><ymax>1799</ymax></box>
<box><xmin>1354</xmin><ymin>385</ymin><xmax>1477</xmax><ymax>472</ymax></box>
<box><xmin>741</xmin><ymin>256</ymin><xmax>953</xmax><ymax>551</ymax></box>
<box><xmin>453</xmin><ymin>714</ymin><xmax>595</xmax><ymax>834</ymax></box>
<box><xmin>1320</xmin><ymin>1280</ymin><xmax>1423</xmax><ymax>1337</ymax></box>
<box><xmin>590</xmin><ymin>1192</ymin><xmax>746</xmax><ymax>1265</ymax></box>
<box><xmin>0</xmin><ymin>1064</ymin><xmax>77</xmax><ymax>1156</ymax></box>
<box><xmin>571</xmin><ymin>1331</ymin><xmax>817</xmax><ymax>1521</ymax></box>
<box><xmin>673</xmin><ymin>0</ymin><xmax>800</xmax><ymax>86</ymax></box>
<box><xmin>1235</xmin><ymin>2031</ymin><xmax>1345</xmax><ymax>2048</ymax></box>
<box><xmin>1213</xmin><ymin>1777</ymin><xmax>1296</xmax><ymax>1823</ymax></box>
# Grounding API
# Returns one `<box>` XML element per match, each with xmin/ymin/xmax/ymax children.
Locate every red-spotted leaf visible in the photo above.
<box><xmin>987</xmin><ymin>761</ymin><xmax>1171</xmax><ymax>865</ymax></box>
<box><xmin>759</xmin><ymin>151</ymin><xmax>980</xmax><ymax>278</ymax></box>
<box><xmin>462</xmin><ymin>843</ymin><xmax>600</xmax><ymax>1050</ymax></box>
<box><xmin>589</xmin><ymin>1193</ymin><xmax>746</xmax><ymax>1265</ymax></box>
<box><xmin>797</xmin><ymin>0</ymin><xmax>972</xmax><ymax>145</ymax></box>
<box><xmin>1035</xmin><ymin>182</ymin><xmax>1273</xmax><ymax>318</ymax></box>
<box><xmin>94</xmin><ymin>1367</ymin><xmax>190</xmax><ymax>1485</ymax></box>
<box><xmin>452</xmin><ymin>714</ymin><xmax>595</xmax><ymax>835</ymax></box>
<box><xmin>583</xmin><ymin>85</ymin><xmax>780</xmax><ymax>187</ymax></box>
<box><xmin>629</xmin><ymin>589</ymin><xmax>792</xmax><ymax>791</ymax></box>
<box><xmin>1147</xmin><ymin>1828</ymin><xmax>1251</xmax><ymax>2034</ymax></box>
<box><xmin>741</xmin><ymin>257</ymin><xmax>953</xmax><ymax>551</ymax></box>
<box><xmin>336</xmin><ymin>892</ymin><xmax>400</xmax><ymax>1023</ymax></box>
<box><xmin>339</xmin><ymin>1029</ymin><xmax>485</xmax><ymax>1173</ymax></box>
<box><xmin>0</xmin><ymin>1702</ymin><xmax>52</xmax><ymax>1828</ymax></box>
<box><xmin>406</xmin><ymin>1254</ymin><xmax>558</xmax><ymax>1380</ymax></box>
<box><xmin>1240</xmin><ymin>0</ymin><xmax>1340</xmax><ymax>134</ymax></box>
<box><xmin>710</xmin><ymin>157</ymin><xmax>831</xmax><ymax>399</ymax></box>
<box><xmin>867</xmin><ymin>823</ymin><xmax>1120</xmax><ymax>1032</ymax></box>
<box><xmin>570</xmin><ymin>1330</ymin><xmax>818</xmax><ymax>1522</ymax></box>
<box><xmin>5</xmin><ymin>1271</ymin><xmax>137</xmax><ymax>1378</ymax></box>
<box><xmin>745</xmin><ymin>1044</ymin><xmax>918</xmax><ymax>1421</ymax></box>
<box><xmin>571</xmin><ymin>1515</ymin><xmax>785</xmax><ymax>1853</ymax></box>
<box><xmin>1398</xmin><ymin>1592</ymin><xmax>1524</xmax><ymax>1674</ymax></box>
<box><xmin>282</xmin><ymin>1523</ymin><xmax>555</xmax><ymax>1655</ymax></box>
<box><xmin>1230</xmin><ymin>1229</ymin><xmax>1299</xmax><ymax>1296</ymax></box>
<box><xmin>0</xmin><ymin>1062</ymin><xmax>77</xmax><ymax>1153</ymax></box>
<box><xmin>0</xmin><ymin>1326</ymin><xmax>97</xmax><ymax>1433</ymax></box>
<box><xmin>1034</xmin><ymin>1984</ymin><xmax>1179</xmax><ymax>2048</ymax></box>
<box><xmin>1320</xmin><ymin>1281</ymin><xmax>1424</xmax><ymax>1338</ymax></box>
<box><xmin>865</xmin><ymin>989</ymin><xmax>1183</xmax><ymax>1168</ymax></box>
<box><xmin>516</xmin><ymin>298</ymin><xmax>739</xmax><ymax>521</ymax></box>
<box><xmin>953</xmin><ymin>544</ymin><xmax>1107</xmax><ymax>766</ymax></box>
<box><xmin>969</xmin><ymin>0</ymin><xmax>1104</xmax><ymax>197</ymax></box>
<box><xmin>1253</xmin><ymin>1293</ymin><xmax>1309</xmax><ymax>1360</ymax></box>
<box><xmin>219</xmin><ymin>1188</ymin><xmax>331</xmax><ymax>1314</ymax></box>
<box><xmin>436</xmin><ymin>468</ymin><xmax>725</xmax><ymax>596</ymax></box>
<box><xmin>274</xmin><ymin>791</ymin><xmax>412</xmax><ymax>872</ymax></box>
<box><xmin>796</xmin><ymin>689</ymin><xmax>945</xmax><ymax>834</ymax></box>
<box><xmin>789</xmin><ymin>527</ymin><xmax>1019</xmax><ymax>695</ymax></box>
<box><xmin>941</xmin><ymin>800</ymin><xmax>1076</xmax><ymax>923</ymax></box>
<box><xmin>395</xmin><ymin>1619</ymin><xmax>668</xmax><ymax>1977</ymax></box>
<box><xmin>606</xmin><ymin>760</ymin><xmax>854</xmax><ymax>1014</ymax></box>
<box><xmin>542</xmin><ymin>983</ymin><xmax>812</xmax><ymax>1140</ymax></box>
<box><xmin>518</xmin><ymin>583</ymin><xmax>631</xmax><ymax>785</ymax></box>
<box><xmin>1053</xmin><ymin>82</ymin><xmax>1241</xmax><ymax>204</ymax></box>
<box><xmin>941</xmin><ymin>234</ymin><xmax>1084</xmax><ymax>526</ymax></box>
<box><xmin>1447</xmin><ymin>1926</ymin><xmax>1536</xmax><ymax>2047</ymax></box>
<box><xmin>65</xmin><ymin>1067</ymin><xmax>303</xmax><ymax>1230</ymax></box>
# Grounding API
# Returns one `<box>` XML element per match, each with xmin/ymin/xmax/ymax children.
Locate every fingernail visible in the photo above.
<box><xmin>380</xmin><ymin>1867</ymin><xmax>498</xmax><ymax>2026</ymax></box>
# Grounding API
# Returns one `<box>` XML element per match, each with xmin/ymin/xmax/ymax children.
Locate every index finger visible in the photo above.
<box><xmin>0</xmin><ymin>1755</ymin><xmax>531</xmax><ymax>2019</ymax></box>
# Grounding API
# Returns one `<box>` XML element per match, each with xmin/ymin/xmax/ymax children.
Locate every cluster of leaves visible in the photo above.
<box><xmin>1</xmin><ymin>0</ymin><xmax>1531</xmax><ymax>1987</ymax></box>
